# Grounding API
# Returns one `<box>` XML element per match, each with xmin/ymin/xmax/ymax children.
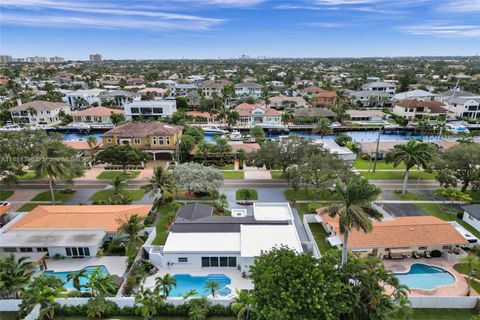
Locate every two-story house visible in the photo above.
<box><xmin>234</xmin><ymin>82</ymin><xmax>263</xmax><ymax>98</ymax></box>
<box><xmin>235</xmin><ymin>103</ymin><xmax>283</xmax><ymax>128</ymax></box>
<box><xmin>65</xmin><ymin>89</ymin><xmax>106</xmax><ymax>110</ymax></box>
<box><xmin>201</xmin><ymin>80</ymin><xmax>231</xmax><ymax>98</ymax></box>
<box><xmin>10</xmin><ymin>101</ymin><xmax>71</xmax><ymax>126</ymax></box>
<box><xmin>72</xmin><ymin>106</ymin><xmax>124</xmax><ymax>125</ymax></box>
<box><xmin>123</xmin><ymin>99</ymin><xmax>177</xmax><ymax>120</ymax></box>
<box><xmin>362</xmin><ymin>81</ymin><xmax>396</xmax><ymax>94</ymax></box>
<box><xmin>345</xmin><ymin>89</ymin><xmax>393</xmax><ymax>108</ymax></box>
<box><xmin>99</xmin><ymin>90</ymin><xmax>141</xmax><ymax>107</ymax></box>
<box><xmin>444</xmin><ymin>97</ymin><xmax>480</xmax><ymax>120</ymax></box>
<box><xmin>268</xmin><ymin>96</ymin><xmax>308</xmax><ymax>110</ymax></box>
<box><xmin>102</xmin><ymin>122</ymin><xmax>183</xmax><ymax>160</ymax></box>
<box><xmin>314</xmin><ymin>91</ymin><xmax>337</xmax><ymax>107</ymax></box>
<box><xmin>393</xmin><ymin>99</ymin><xmax>449</xmax><ymax>121</ymax></box>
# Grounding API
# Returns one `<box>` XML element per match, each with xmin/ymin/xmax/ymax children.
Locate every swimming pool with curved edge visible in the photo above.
<box><xmin>43</xmin><ymin>265</ymin><xmax>109</xmax><ymax>290</ymax></box>
<box><xmin>394</xmin><ymin>263</ymin><xmax>455</xmax><ymax>290</ymax></box>
<box><xmin>170</xmin><ymin>274</ymin><xmax>232</xmax><ymax>297</ymax></box>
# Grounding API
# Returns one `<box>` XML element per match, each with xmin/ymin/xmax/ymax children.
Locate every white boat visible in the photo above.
<box><xmin>255</xmin><ymin>123</ymin><xmax>289</xmax><ymax>131</ymax></box>
<box><xmin>446</xmin><ymin>123</ymin><xmax>470</xmax><ymax>134</ymax></box>
<box><xmin>0</xmin><ymin>123</ymin><xmax>23</xmax><ymax>132</ymax></box>
<box><xmin>202</xmin><ymin>125</ymin><xmax>228</xmax><ymax>134</ymax></box>
<box><xmin>228</xmin><ymin>130</ymin><xmax>243</xmax><ymax>141</ymax></box>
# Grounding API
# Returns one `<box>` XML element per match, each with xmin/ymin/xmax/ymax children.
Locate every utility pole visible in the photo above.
<box><xmin>372</xmin><ymin>126</ymin><xmax>383</xmax><ymax>172</ymax></box>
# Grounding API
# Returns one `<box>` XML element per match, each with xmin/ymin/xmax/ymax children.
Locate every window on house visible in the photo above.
<box><xmin>78</xmin><ymin>247</ymin><xmax>84</xmax><ymax>256</ymax></box>
<box><xmin>20</xmin><ymin>247</ymin><xmax>33</xmax><ymax>252</ymax></box>
<box><xmin>107</xmin><ymin>138</ymin><xmax>112</xmax><ymax>143</ymax></box>
<box><xmin>72</xmin><ymin>247</ymin><xmax>78</xmax><ymax>256</ymax></box>
<box><xmin>220</xmin><ymin>257</ymin><xmax>228</xmax><ymax>267</ymax></box>
<box><xmin>201</xmin><ymin>257</ymin><xmax>209</xmax><ymax>267</ymax></box>
<box><xmin>418</xmin><ymin>246</ymin><xmax>428</xmax><ymax>250</ymax></box>
<box><xmin>210</xmin><ymin>257</ymin><xmax>219</xmax><ymax>267</ymax></box>
<box><xmin>178</xmin><ymin>257</ymin><xmax>188</xmax><ymax>263</ymax></box>
<box><xmin>442</xmin><ymin>245</ymin><xmax>451</xmax><ymax>250</ymax></box>
<box><xmin>134</xmin><ymin>138</ymin><xmax>141</xmax><ymax>144</ymax></box>
<box><xmin>4</xmin><ymin>248</ymin><xmax>17</xmax><ymax>252</ymax></box>
<box><xmin>66</xmin><ymin>248</ymin><xmax>72</xmax><ymax>256</ymax></box>
<box><xmin>152</xmin><ymin>137</ymin><xmax>157</xmax><ymax>145</ymax></box>
<box><xmin>228</xmin><ymin>257</ymin><xmax>237</xmax><ymax>267</ymax></box>
<box><xmin>165</xmin><ymin>137</ymin><xmax>170</xmax><ymax>145</ymax></box>
<box><xmin>131</xmin><ymin>108</ymin><xmax>139</xmax><ymax>113</ymax></box>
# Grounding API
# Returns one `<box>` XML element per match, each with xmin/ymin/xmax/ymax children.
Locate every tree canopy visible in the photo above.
<box><xmin>96</xmin><ymin>144</ymin><xmax>150</xmax><ymax>173</ymax></box>
<box><xmin>173</xmin><ymin>163</ymin><xmax>223</xmax><ymax>195</ymax></box>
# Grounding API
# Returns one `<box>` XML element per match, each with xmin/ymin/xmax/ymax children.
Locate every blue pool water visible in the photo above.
<box><xmin>170</xmin><ymin>274</ymin><xmax>232</xmax><ymax>297</ymax></box>
<box><xmin>395</xmin><ymin>264</ymin><xmax>455</xmax><ymax>290</ymax></box>
<box><xmin>43</xmin><ymin>266</ymin><xmax>109</xmax><ymax>290</ymax></box>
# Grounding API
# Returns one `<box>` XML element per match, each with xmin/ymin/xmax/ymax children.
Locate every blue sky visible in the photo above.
<box><xmin>1</xmin><ymin>0</ymin><xmax>479</xmax><ymax>59</ymax></box>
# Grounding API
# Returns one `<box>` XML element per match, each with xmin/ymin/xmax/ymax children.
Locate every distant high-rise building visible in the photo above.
<box><xmin>12</xmin><ymin>58</ymin><xmax>25</xmax><ymax>63</ymax></box>
<box><xmin>89</xmin><ymin>54</ymin><xmax>103</xmax><ymax>62</ymax></box>
<box><xmin>0</xmin><ymin>55</ymin><xmax>13</xmax><ymax>64</ymax></box>
<box><xmin>50</xmin><ymin>56</ymin><xmax>65</xmax><ymax>63</ymax></box>
<box><xmin>27</xmin><ymin>56</ymin><xmax>48</xmax><ymax>63</ymax></box>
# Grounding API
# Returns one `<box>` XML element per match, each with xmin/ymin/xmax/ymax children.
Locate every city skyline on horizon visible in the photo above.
<box><xmin>1</xmin><ymin>0</ymin><xmax>479</xmax><ymax>59</ymax></box>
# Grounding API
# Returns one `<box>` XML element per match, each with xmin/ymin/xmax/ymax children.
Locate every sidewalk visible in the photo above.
<box><xmin>4</xmin><ymin>190</ymin><xmax>40</xmax><ymax>211</ymax></box>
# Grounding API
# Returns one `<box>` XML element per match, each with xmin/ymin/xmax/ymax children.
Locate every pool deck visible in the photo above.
<box><xmin>143</xmin><ymin>267</ymin><xmax>254</xmax><ymax>298</ymax></box>
<box><xmin>383</xmin><ymin>258</ymin><xmax>476</xmax><ymax>297</ymax></box>
<box><xmin>45</xmin><ymin>256</ymin><xmax>127</xmax><ymax>277</ymax></box>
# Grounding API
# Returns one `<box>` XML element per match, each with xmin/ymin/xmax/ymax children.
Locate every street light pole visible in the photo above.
<box><xmin>372</xmin><ymin>126</ymin><xmax>383</xmax><ymax>173</ymax></box>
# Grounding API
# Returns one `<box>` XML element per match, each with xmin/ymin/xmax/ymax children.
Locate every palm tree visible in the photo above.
<box><xmin>86</xmin><ymin>135</ymin><xmax>98</xmax><ymax>156</ymax></box>
<box><xmin>312</xmin><ymin>116</ymin><xmax>333</xmax><ymax>138</ymax></box>
<box><xmin>326</xmin><ymin>176</ymin><xmax>382</xmax><ymax>267</ymax></box>
<box><xmin>231</xmin><ymin>289</ymin><xmax>255</xmax><ymax>320</ymax></box>
<box><xmin>460</xmin><ymin>255</ymin><xmax>479</xmax><ymax>296</ymax></box>
<box><xmin>213</xmin><ymin>135</ymin><xmax>232</xmax><ymax>166</ymax></box>
<box><xmin>204</xmin><ymin>280</ymin><xmax>220</xmax><ymax>297</ymax></box>
<box><xmin>135</xmin><ymin>286</ymin><xmax>163</xmax><ymax>320</ymax></box>
<box><xmin>30</xmin><ymin>154</ymin><xmax>68</xmax><ymax>204</ymax></box>
<box><xmin>156</xmin><ymin>274</ymin><xmax>177</xmax><ymax>297</ymax></box>
<box><xmin>226</xmin><ymin>110</ymin><xmax>240</xmax><ymax>129</ymax></box>
<box><xmin>183</xmin><ymin>289</ymin><xmax>198</xmax><ymax>300</ymax></box>
<box><xmin>117</xmin><ymin>214</ymin><xmax>145</xmax><ymax>256</ymax></box>
<box><xmin>282</xmin><ymin>109</ymin><xmax>294</xmax><ymax>125</ymax></box>
<box><xmin>0</xmin><ymin>254</ymin><xmax>34</xmax><ymax>298</ymax></box>
<box><xmin>197</xmin><ymin>141</ymin><xmax>212</xmax><ymax>165</ymax></box>
<box><xmin>110</xmin><ymin>176</ymin><xmax>126</xmax><ymax>195</ymax></box>
<box><xmin>86</xmin><ymin>267</ymin><xmax>117</xmax><ymax>297</ymax></box>
<box><xmin>187</xmin><ymin>298</ymin><xmax>211</xmax><ymax>320</ymax></box>
<box><xmin>385</xmin><ymin>140</ymin><xmax>434</xmax><ymax>195</ymax></box>
<box><xmin>66</xmin><ymin>269</ymin><xmax>88</xmax><ymax>292</ymax></box>
<box><xmin>215</xmin><ymin>194</ymin><xmax>229</xmax><ymax>214</ymax></box>
<box><xmin>142</xmin><ymin>166</ymin><xmax>174</xmax><ymax>205</ymax></box>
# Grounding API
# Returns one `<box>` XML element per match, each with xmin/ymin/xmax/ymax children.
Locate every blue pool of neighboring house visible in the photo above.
<box><xmin>43</xmin><ymin>266</ymin><xmax>109</xmax><ymax>290</ymax></box>
<box><xmin>170</xmin><ymin>274</ymin><xmax>232</xmax><ymax>297</ymax></box>
<box><xmin>395</xmin><ymin>264</ymin><xmax>455</xmax><ymax>290</ymax></box>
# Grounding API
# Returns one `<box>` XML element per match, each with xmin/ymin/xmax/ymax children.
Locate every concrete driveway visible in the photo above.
<box><xmin>380</xmin><ymin>203</ymin><xmax>425</xmax><ymax>217</ymax></box>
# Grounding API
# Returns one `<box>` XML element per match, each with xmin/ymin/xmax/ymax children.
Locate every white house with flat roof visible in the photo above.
<box><xmin>124</xmin><ymin>99</ymin><xmax>177</xmax><ymax>120</ymax></box>
<box><xmin>144</xmin><ymin>203</ymin><xmax>306</xmax><ymax>273</ymax></box>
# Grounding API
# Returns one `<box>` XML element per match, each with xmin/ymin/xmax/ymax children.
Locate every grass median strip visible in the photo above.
<box><xmin>89</xmin><ymin>189</ymin><xmax>144</xmax><ymax>202</ymax></box>
<box><xmin>360</xmin><ymin>170</ymin><xmax>436</xmax><ymax>180</ymax></box>
<box><xmin>222</xmin><ymin>171</ymin><xmax>244</xmax><ymax>179</ymax></box>
<box><xmin>96</xmin><ymin>171</ymin><xmax>141</xmax><ymax>180</ymax></box>
<box><xmin>0</xmin><ymin>190</ymin><xmax>14</xmax><ymax>201</ymax></box>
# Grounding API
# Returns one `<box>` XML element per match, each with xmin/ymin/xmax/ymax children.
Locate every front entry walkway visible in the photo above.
<box><xmin>244</xmin><ymin>166</ymin><xmax>271</xmax><ymax>180</ymax></box>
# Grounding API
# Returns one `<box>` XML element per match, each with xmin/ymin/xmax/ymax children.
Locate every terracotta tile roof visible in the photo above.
<box><xmin>230</xmin><ymin>143</ymin><xmax>261</xmax><ymax>154</ymax></box>
<box><xmin>301</xmin><ymin>86</ymin><xmax>324</xmax><ymax>93</ymax></box>
<box><xmin>138</xmin><ymin>87</ymin><xmax>166</xmax><ymax>94</ymax></box>
<box><xmin>103</xmin><ymin>122</ymin><xmax>183</xmax><ymax>138</ymax></box>
<box><xmin>9</xmin><ymin>205</ymin><xmax>152</xmax><ymax>233</ymax></box>
<box><xmin>235</xmin><ymin>103</ymin><xmax>281</xmax><ymax>117</ymax></box>
<box><xmin>315</xmin><ymin>91</ymin><xmax>337</xmax><ymax>98</ymax></box>
<box><xmin>202</xmin><ymin>80</ymin><xmax>231</xmax><ymax>89</ymax></box>
<box><xmin>359</xmin><ymin>140</ymin><xmax>407</xmax><ymax>153</ymax></box>
<box><xmin>72</xmin><ymin>106</ymin><xmax>123</xmax><ymax>117</ymax></box>
<box><xmin>396</xmin><ymin>99</ymin><xmax>448</xmax><ymax>113</ymax></box>
<box><xmin>187</xmin><ymin>111</ymin><xmax>212</xmax><ymax>118</ymax></box>
<box><xmin>432</xmin><ymin>140</ymin><xmax>458</xmax><ymax>150</ymax></box>
<box><xmin>0</xmin><ymin>205</ymin><xmax>11</xmax><ymax>216</ymax></box>
<box><xmin>293</xmin><ymin>107</ymin><xmax>336</xmax><ymax>118</ymax></box>
<box><xmin>319</xmin><ymin>212</ymin><xmax>468</xmax><ymax>248</ymax></box>
<box><xmin>10</xmin><ymin>101</ymin><xmax>69</xmax><ymax>112</ymax></box>
<box><xmin>63</xmin><ymin>141</ymin><xmax>102</xmax><ymax>150</ymax></box>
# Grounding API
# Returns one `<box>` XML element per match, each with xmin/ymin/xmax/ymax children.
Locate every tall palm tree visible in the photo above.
<box><xmin>66</xmin><ymin>269</ymin><xmax>88</xmax><ymax>292</ymax></box>
<box><xmin>196</xmin><ymin>141</ymin><xmax>212</xmax><ymax>165</ymax></box>
<box><xmin>460</xmin><ymin>255</ymin><xmax>479</xmax><ymax>296</ymax></box>
<box><xmin>213</xmin><ymin>135</ymin><xmax>232</xmax><ymax>166</ymax></box>
<box><xmin>226</xmin><ymin>110</ymin><xmax>240</xmax><ymax>129</ymax></box>
<box><xmin>110</xmin><ymin>176</ymin><xmax>126</xmax><ymax>195</ymax></box>
<box><xmin>155</xmin><ymin>274</ymin><xmax>177</xmax><ymax>298</ymax></box>
<box><xmin>204</xmin><ymin>280</ymin><xmax>220</xmax><ymax>297</ymax></box>
<box><xmin>135</xmin><ymin>286</ymin><xmax>163</xmax><ymax>320</ymax></box>
<box><xmin>86</xmin><ymin>267</ymin><xmax>117</xmax><ymax>297</ymax></box>
<box><xmin>30</xmin><ymin>153</ymin><xmax>68</xmax><ymax>204</ymax></box>
<box><xmin>326</xmin><ymin>176</ymin><xmax>382</xmax><ymax>267</ymax></box>
<box><xmin>282</xmin><ymin>109</ymin><xmax>294</xmax><ymax>125</ymax></box>
<box><xmin>385</xmin><ymin>140</ymin><xmax>434</xmax><ymax>195</ymax></box>
<box><xmin>312</xmin><ymin>116</ymin><xmax>333</xmax><ymax>138</ymax></box>
<box><xmin>142</xmin><ymin>166</ymin><xmax>174</xmax><ymax>206</ymax></box>
<box><xmin>86</xmin><ymin>135</ymin><xmax>98</xmax><ymax>156</ymax></box>
<box><xmin>117</xmin><ymin>214</ymin><xmax>145</xmax><ymax>256</ymax></box>
<box><xmin>0</xmin><ymin>254</ymin><xmax>34</xmax><ymax>298</ymax></box>
<box><xmin>231</xmin><ymin>289</ymin><xmax>255</xmax><ymax>320</ymax></box>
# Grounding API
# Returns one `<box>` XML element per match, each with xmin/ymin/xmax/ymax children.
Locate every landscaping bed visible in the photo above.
<box><xmin>16</xmin><ymin>202</ymin><xmax>50</xmax><ymax>212</ymax></box>
<box><xmin>354</xmin><ymin>159</ymin><xmax>406</xmax><ymax>170</ymax></box>
<box><xmin>89</xmin><ymin>189</ymin><xmax>144</xmax><ymax>202</ymax></box>
<box><xmin>360</xmin><ymin>171</ymin><xmax>436</xmax><ymax>180</ymax></box>
<box><xmin>236</xmin><ymin>189</ymin><xmax>258</xmax><ymax>201</ymax></box>
<box><xmin>309</xmin><ymin>223</ymin><xmax>335</xmax><ymax>254</ymax></box>
<box><xmin>152</xmin><ymin>202</ymin><xmax>185</xmax><ymax>246</ymax></box>
<box><xmin>31</xmin><ymin>189</ymin><xmax>76</xmax><ymax>202</ymax></box>
<box><xmin>96</xmin><ymin>171</ymin><xmax>141</xmax><ymax>180</ymax></box>
<box><xmin>391</xmin><ymin>190</ymin><xmax>427</xmax><ymax>201</ymax></box>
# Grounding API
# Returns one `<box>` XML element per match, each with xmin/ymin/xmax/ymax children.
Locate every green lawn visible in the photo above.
<box><xmin>0</xmin><ymin>312</ymin><xmax>17</xmax><ymax>320</ymax></box>
<box><xmin>309</xmin><ymin>223</ymin><xmax>336</xmax><ymax>254</ymax></box>
<box><xmin>96</xmin><ymin>171</ymin><xmax>141</xmax><ymax>180</ymax></box>
<box><xmin>284</xmin><ymin>189</ymin><xmax>339</xmax><ymax>201</ymax></box>
<box><xmin>163</xmin><ymin>190</ymin><xmax>214</xmax><ymax>200</ymax></box>
<box><xmin>222</xmin><ymin>171</ymin><xmax>244</xmax><ymax>179</ymax></box>
<box><xmin>59</xmin><ymin>317</ymin><xmax>234</xmax><ymax>320</ymax></box>
<box><xmin>31</xmin><ymin>190</ymin><xmax>76</xmax><ymax>202</ymax></box>
<box><xmin>360</xmin><ymin>170</ymin><xmax>436</xmax><ymax>180</ymax></box>
<box><xmin>17</xmin><ymin>171</ymin><xmax>39</xmax><ymax>179</ymax></box>
<box><xmin>391</xmin><ymin>191</ymin><xmax>426</xmax><ymax>201</ymax></box>
<box><xmin>394</xmin><ymin>309</ymin><xmax>476</xmax><ymax>319</ymax></box>
<box><xmin>453</xmin><ymin>263</ymin><xmax>480</xmax><ymax>294</ymax></box>
<box><xmin>152</xmin><ymin>202</ymin><xmax>185</xmax><ymax>245</ymax></box>
<box><xmin>354</xmin><ymin>158</ymin><xmax>406</xmax><ymax>170</ymax></box>
<box><xmin>270</xmin><ymin>170</ymin><xmax>284</xmax><ymax>179</ymax></box>
<box><xmin>89</xmin><ymin>189</ymin><xmax>145</xmax><ymax>202</ymax></box>
<box><xmin>294</xmin><ymin>203</ymin><xmax>329</xmax><ymax>219</ymax></box>
<box><xmin>416</xmin><ymin>203</ymin><xmax>480</xmax><ymax>239</ymax></box>
<box><xmin>216</xmin><ymin>163</ymin><xmax>235</xmax><ymax>170</ymax></box>
<box><xmin>16</xmin><ymin>203</ymin><xmax>50</xmax><ymax>212</ymax></box>
<box><xmin>235</xmin><ymin>189</ymin><xmax>258</xmax><ymax>201</ymax></box>
<box><xmin>466</xmin><ymin>190</ymin><xmax>480</xmax><ymax>201</ymax></box>
<box><xmin>0</xmin><ymin>190</ymin><xmax>14</xmax><ymax>201</ymax></box>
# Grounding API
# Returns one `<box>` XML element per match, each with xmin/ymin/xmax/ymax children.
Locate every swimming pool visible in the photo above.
<box><xmin>169</xmin><ymin>274</ymin><xmax>232</xmax><ymax>297</ymax></box>
<box><xmin>395</xmin><ymin>263</ymin><xmax>455</xmax><ymax>290</ymax></box>
<box><xmin>43</xmin><ymin>266</ymin><xmax>109</xmax><ymax>290</ymax></box>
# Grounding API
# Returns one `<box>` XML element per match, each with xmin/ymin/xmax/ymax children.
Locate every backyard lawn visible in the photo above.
<box><xmin>17</xmin><ymin>171</ymin><xmax>39</xmax><ymax>179</ymax></box>
<box><xmin>235</xmin><ymin>189</ymin><xmax>258</xmax><ymax>201</ymax></box>
<box><xmin>31</xmin><ymin>190</ymin><xmax>76</xmax><ymax>202</ymax></box>
<box><xmin>0</xmin><ymin>190</ymin><xmax>14</xmax><ymax>201</ymax></box>
<box><xmin>284</xmin><ymin>189</ymin><xmax>339</xmax><ymax>201</ymax></box>
<box><xmin>222</xmin><ymin>171</ymin><xmax>244</xmax><ymax>179</ymax></box>
<box><xmin>89</xmin><ymin>189</ymin><xmax>144</xmax><ymax>202</ymax></box>
<box><xmin>294</xmin><ymin>203</ymin><xmax>329</xmax><ymax>219</ymax></box>
<box><xmin>360</xmin><ymin>170</ymin><xmax>436</xmax><ymax>180</ymax></box>
<box><xmin>394</xmin><ymin>308</ymin><xmax>477</xmax><ymax>319</ymax></box>
<box><xmin>152</xmin><ymin>202</ymin><xmax>185</xmax><ymax>245</ymax></box>
<box><xmin>309</xmin><ymin>223</ymin><xmax>335</xmax><ymax>254</ymax></box>
<box><xmin>96</xmin><ymin>171</ymin><xmax>141</xmax><ymax>180</ymax></box>
<box><xmin>354</xmin><ymin>158</ymin><xmax>406</xmax><ymax>170</ymax></box>
<box><xmin>453</xmin><ymin>263</ymin><xmax>480</xmax><ymax>294</ymax></box>
<box><xmin>270</xmin><ymin>170</ymin><xmax>284</xmax><ymax>179</ymax></box>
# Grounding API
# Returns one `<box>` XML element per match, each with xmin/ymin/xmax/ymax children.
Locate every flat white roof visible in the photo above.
<box><xmin>0</xmin><ymin>229</ymin><xmax>106</xmax><ymax>248</ymax></box>
<box><xmin>253</xmin><ymin>203</ymin><xmax>293</xmax><ymax>221</ymax></box>
<box><xmin>163</xmin><ymin>232</ymin><xmax>241</xmax><ymax>253</ymax></box>
<box><xmin>240</xmin><ymin>225</ymin><xmax>303</xmax><ymax>257</ymax></box>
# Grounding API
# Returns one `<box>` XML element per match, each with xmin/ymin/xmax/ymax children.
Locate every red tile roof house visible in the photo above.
<box><xmin>186</xmin><ymin>111</ymin><xmax>215</xmax><ymax>124</ymax></box>
<box><xmin>235</xmin><ymin>103</ymin><xmax>282</xmax><ymax>128</ymax></box>
<box><xmin>318</xmin><ymin>210</ymin><xmax>468</xmax><ymax>259</ymax></box>
<box><xmin>314</xmin><ymin>91</ymin><xmax>337</xmax><ymax>107</ymax></box>
<box><xmin>72</xmin><ymin>106</ymin><xmax>124</xmax><ymax>124</ymax></box>
<box><xmin>393</xmin><ymin>99</ymin><xmax>451</xmax><ymax>121</ymax></box>
<box><xmin>0</xmin><ymin>205</ymin><xmax>152</xmax><ymax>258</ymax></box>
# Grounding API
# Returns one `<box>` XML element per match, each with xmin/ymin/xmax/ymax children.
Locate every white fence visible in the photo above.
<box><xmin>302</xmin><ymin>214</ymin><xmax>322</xmax><ymax>258</ymax></box>
<box><xmin>24</xmin><ymin>304</ymin><xmax>41</xmax><ymax>320</ymax></box>
<box><xmin>409</xmin><ymin>296</ymin><xmax>479</xmax><ymax>309</ymax></box>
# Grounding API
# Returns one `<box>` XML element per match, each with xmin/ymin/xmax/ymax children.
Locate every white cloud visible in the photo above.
<box><xmin>400</xmin><ymin>22</ymin><xmax>480</xmax><ymax>38</ymax></box>
<box><xmin>305</xmin><ymin>22</ymin><xmax>344</xmax><ymax>28</ymax></box>
<box><xmin>438</xmin><ymin>0</ymin><xmax>480</xmax><ymax>12</ymax></box>
<box><xmin>207</xmin><ymin>0</ymin><xmax>265</xmax><ymax>6</ymax></box>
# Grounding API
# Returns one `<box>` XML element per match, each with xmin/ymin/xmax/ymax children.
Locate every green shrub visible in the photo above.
<box><xmin>457</xmin><ymin>211</ymin><xmax>464</xmax><ymax>220</ymax></box>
